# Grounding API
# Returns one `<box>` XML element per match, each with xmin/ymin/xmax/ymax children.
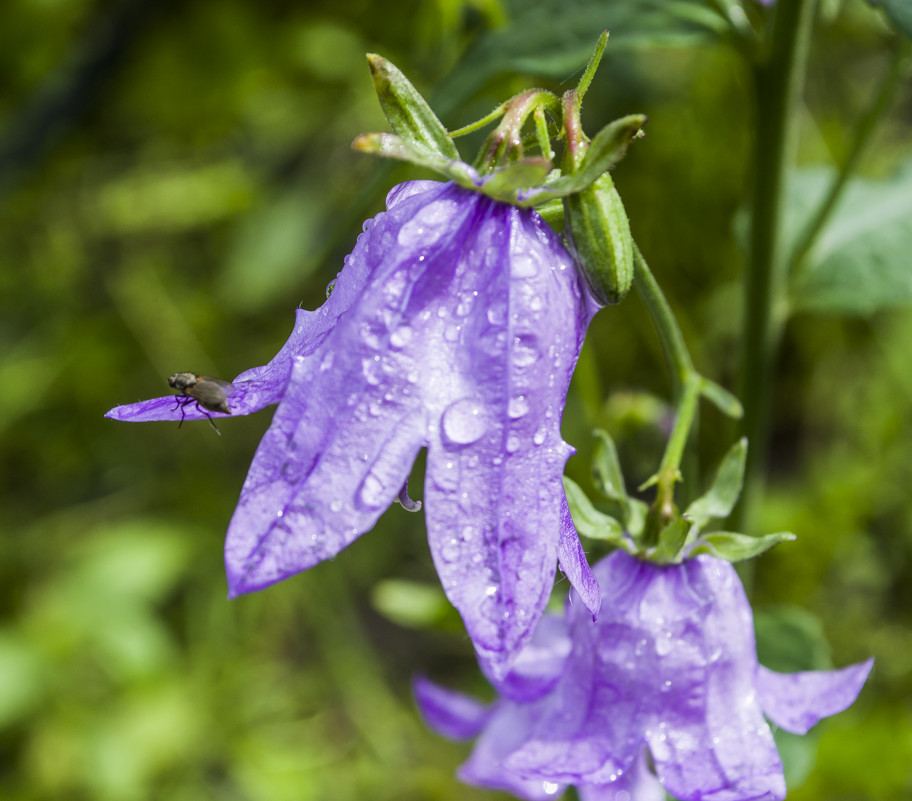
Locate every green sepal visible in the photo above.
<box><xmin>651</xmin><ymin>516</ymin><xmax>692</xmax><ymax>563</ymax></box>
<box><xmin>563</xmin><ymin>476</ymin><xmax>631</xmax><ymax>550</ymax></box>
<box><xmin>684</xmin><ymin>438</ymin><xmax>747</xmax><ymax>533</ymax></box>
<box><xmin>481</xmin><ymin>158</ymin><xmax>552</xmax><ymax>197</ymax></box>
<box><xmin>688</xmin><ymin>531</ymin><xmax>796</xmax><ymax>562</ymax></box>
<box><xmin>352</xmin><ymin>133</ymin><xmax>476</xmax><ymax>187</ymax></box>
<box><xmin>592</xmin><ymin>428</ymin><xmax>626</xmax><ymax>501</ymax></box>
<box><xmin>591</xmin><ymin>429</ymin><xmax>647</xmax><ymax>536</ymax></box>
<box><xmin>534</xmin><ymin>198</ymin><xmax>565</xmax><ymax>227</ymax></box>
<box><xmin>700</xmin><ymin>377</ymin><xmax>743</xmax><ymax>419</ymax></box>
<box><xmin>366</xmin><ymin>54</ymin><xmax>459</xmax><ymax>160</ymax></box>
<box><xmin>548</xmin><ymin>115</ymin><xmax>646</xmax><ymax>194</ymax></box>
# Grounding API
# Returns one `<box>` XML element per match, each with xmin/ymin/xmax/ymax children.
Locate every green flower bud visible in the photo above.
<box><xmin>564</xmin><ymin>172</ymin><xmax>634</xmax><ymax>305</ymax></box>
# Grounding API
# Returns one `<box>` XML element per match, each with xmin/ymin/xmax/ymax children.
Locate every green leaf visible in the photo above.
<box><xmin>366</xmin><ymin>54</ymin><xmax>459</xmax><ymax>160</ymax></box>
<box><xmin>700</xmin><ymin>377</ymin><xmax>743</xmax><ymax>419</ymax></box>
<box><xmin>788</xmin><ymin>159</ymin><xmax>912</xmax><ymax>315</ymax></box>
<box><xmin>563</xmin><ymin>476</ymin><xmax>629</xmax><ymax>548</ymax></box>
<box><xmin>684</xmin><ymin>438</ymin><xmax>747</xmax><ymax>532</ymax></box>
<box><xmin>592</xmin><ymin>429</ymin><xmax>627</xmax><ymax>501</ymax></box>
<box><xmin>432</xmin><ymin>0</ymin><xmax>720</xmax><ymax>117</ymax></box>
<box><xmin>689</xmin><ymin>531</ymin><xmax>796</xmax><ymax>562</ymax></box>
<box><xmin>867</xmin><ymin>0</ymin><xmax>912</xmax><ymax>37</ymax></box>
<box><xmin>652</xmin><ymin>516</ymin><xmax>692</xmax><ymax>563</ymax></box>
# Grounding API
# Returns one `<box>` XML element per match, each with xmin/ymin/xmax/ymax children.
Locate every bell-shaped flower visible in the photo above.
<box><xmin>106</xmin><ymin>179</ymin><xmax>601</xmax><ymax>676</ymax></box>
<box><xmin>417</xmin><ymin>549</ymin><xmax>873</xmax><ymax>801</ymax></box>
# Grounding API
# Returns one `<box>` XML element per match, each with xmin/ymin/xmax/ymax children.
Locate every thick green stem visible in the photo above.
<box><xmin>738</xmin><ymin>0</ymin><xmax>817</xmax><ymax>526</ymax></box>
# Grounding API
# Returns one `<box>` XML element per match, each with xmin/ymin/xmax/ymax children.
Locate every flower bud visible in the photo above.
<box><xmin>564</xmin><ymin>171</ymin><xmax>634</xmax><ymax>305</ymax></box>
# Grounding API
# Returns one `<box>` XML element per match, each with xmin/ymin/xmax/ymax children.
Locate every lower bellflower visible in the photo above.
<box><xmin>106</xmin><ymin>179</ymin><xmax>601</xmax><ymax>675</ymax></box>
<box><xmin>417</xmin><ymin>550</ymin><xmax>873</xmax><ymax>801</ymax></box>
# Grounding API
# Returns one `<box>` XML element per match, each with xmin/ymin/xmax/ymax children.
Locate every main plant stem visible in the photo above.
<box><xmin>738</xmin><ymin>0</ymin><xmax>817</xmax><ymax>527</ymax></box>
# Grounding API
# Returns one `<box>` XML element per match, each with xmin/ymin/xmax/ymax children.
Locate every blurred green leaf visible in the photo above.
<box><xmin>754</xmin><ymin>605</ymin><xmax>834</xmax><ymax>672</ymax></box>
<box><xmin>563</xmin><ymin>476</ymin><xmax>628</xmax><ymax>546</ymax></box>
<box><xmin>653</xmin><ymin>516</ymin><xmax>691</xmax><ymax>562</ymax></box>
<box><xmin>788</xmin><ymin>158</ymin><xmax>912</xmax><ymax>314</ymax></box>
<box><xmin>867</xmin><ymin>0</ymin><xmax>912</xmax><ymax>37</ymax></box>
<box><xmin>689</xmin><ymin>531</ymin><xmax>795</xmax><ymax>562</ymax></box>
<box><xmin>371</xmin><ymin>579</ymin><xmax>451</xmax><ymax>629</ymax></box>
<box><xmin>685</xmin><ymin>438</ymin><xmax>747</xmax><ymax>532</ymax></box>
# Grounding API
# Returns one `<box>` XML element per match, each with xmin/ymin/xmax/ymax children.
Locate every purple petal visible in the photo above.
<box><xmin>413</xmin><ymin>676</ymin><xmax>491</xmax><ymax>740</ymax></box>
<box><xmin>557</xmin><ymin>494</ymin><xmax>601</xmax><ymax>616</ymax></box>
<box><xmin>106</xmin><ymin>253</ymin><xmax>370</xmax><ymax>423</ymax></box>
<box><xmin>490</xmin><ymin>614</ymin><xmax>572</xmax><ymax>703</ymax></box>
<box><xmin>460</xmin><ymin>702</ymin><xmax>569</xmax><ymax>801</ymax></box>
<box><xmin>577</xmin><ymin>751</ymin><xmax>665</xmax><ymax>801</ymax></box>
<box><xmin>508</xmin><ymin>554</ymin><xmax>788</xmax><ymax>801</ymax></box>
<box><xmin>224</xmin><ymin>183</ymin><xmax>471</xmax><ymax>595</ymax></box>
<box><xmin>423</xmin><ymin>201</ymin><xmax>595</xmax><ymax>678</ymax></box>
<box><xmin>756</xmin><ymin>659</ymin><xmax>874</xmax><ymax>735</ymax></box>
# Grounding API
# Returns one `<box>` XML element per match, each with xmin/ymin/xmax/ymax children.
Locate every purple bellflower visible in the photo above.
<box><xmin>106</xmin><ymin>179</ymin><xmax>602</xmax><ymax>676</ymax></box>
<box><xmin>416</xmin><ymin>550</ymin><xmax>873</xmax><ymax>801</ymax></box>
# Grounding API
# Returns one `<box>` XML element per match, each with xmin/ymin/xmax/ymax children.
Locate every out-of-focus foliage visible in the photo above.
<box><xmin>0</xmin><ymin>1</ymin><xmax>909</xmax><ymax>799</ymax></box>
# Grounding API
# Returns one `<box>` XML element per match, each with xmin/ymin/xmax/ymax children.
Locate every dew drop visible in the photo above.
<box><xmin>390</xmin><ymin>326</ymin><xmax>413</xmax><ymax>349</ymax></box>
<box><xmin>512</xmin><ymin>256</ymin><xmax>538</xmax><ymax>278</ymax></box>
<box><xmin>508</xmin><ymin>395</ymin><xmax>529</xmax><ymax>419</ymax></box>
<box><xmin>542</xmin><ymin>781</ymin><xmax>560</xmax><ymax>796</ymax></box>
<box><xmin>532</xmin><ymin>427</ymin><xmax>546</xmax><ymax>445</ymax></box>
<box><xmin>442</xmin><ymin>398</ymin><xmax>487</xmax><ymax>445</ymax></box>
<box><xmin>330</xmin><ymin>500</ymin><xmax>343</xmax><ymax>512</ymax></box>
<box><xmin>506</xmin><ymin>434</ymin><xmax>520</xmax><ymax>453</ymax></box>
<box><xmin>512</xmin><ymin>334</ymin><xmax>540</xmax><ymax>367</ymax></box>
<box><xmin>358</xmin><ymin>473</ymin><xmax>386</xmax><ymax>509</ymax></box>
<box><xmin>529</xmin><ymin>295</ymin><xmax>543</xmax><ymax>311</ymax></box>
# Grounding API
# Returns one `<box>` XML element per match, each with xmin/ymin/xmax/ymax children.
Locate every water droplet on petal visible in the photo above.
<box><xmin>513</xmin><ymin>256</ymin><xmax>538</xmax><ymax>278</ymax></box>
<box><xmin>508</xmin><ymin>395</ymin><xmax>529</xmax><ymax>418</ymax></box>
<box><xmin>529</xmin><ymin>295</ymin><xmax>543</xmax><ymax>311</ymax></box>
<box><xmin>442</xmin><ymin>398</ymin><xmax>487</xmax><ymax>445</ymax></box>
<box><xmin>358</xmin><ymin>473</ymin><xmax>386</xmax><ymax>509</ymax></box>
<box><xmin>390</xmin><ymin>326</ymin><xmax>413</xmax><ymax>349</ymax></box>
<box><xmin>512</xmin><ymin>334</ymin><xmax>540</xmax><ymax>367</ymax></box>
<box><xmin>505</xmin><ymin>434</ymin><xmax>520</xmax><ymax>453</ymax></box>
<box><xmin>532</xmin><ymin>426</ymin><xmax>546</xmax><ymax>445</ymax></box>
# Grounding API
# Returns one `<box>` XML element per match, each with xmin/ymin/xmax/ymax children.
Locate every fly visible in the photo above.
<box><xmin>168</xmin><ymin>372</ymin><xmax>235</xmax><ymax>434</ymax></box>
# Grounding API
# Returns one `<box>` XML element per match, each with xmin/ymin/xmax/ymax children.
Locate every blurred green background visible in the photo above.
<box><xmin>0</xmin><ymin>0</ymin><xmax>910</xmax><ymax>798</ymax></box>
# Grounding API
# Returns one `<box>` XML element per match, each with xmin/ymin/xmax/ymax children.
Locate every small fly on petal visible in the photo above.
<box><xmin>169</xmin><ymin>372</ymin><xmax>235</xmax><ymax>433</ymax></box>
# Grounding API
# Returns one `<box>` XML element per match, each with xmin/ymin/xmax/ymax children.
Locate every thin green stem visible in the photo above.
<box><xmin>633</xmin><ymin>243</ymin><xmax>694</xmax><ymax>399</ymax></box>
<box><xmin>633</xmin><ymin>243</ymin><xmax>701</xmax><ymax>523</ymax></box>
<box><xmin>449</xmin><ymin>103</ymin><xmax>507</xmax><ymax>137</ymax></box>
<box><xmin>738</xmin><ymin>0</ymin><xmax>817</xmax><ymax>527</ymax></box>
<box><xmin>791</xmin><ymin>40</ymin><xmax>911</xmax><ymax>272</ymax></box>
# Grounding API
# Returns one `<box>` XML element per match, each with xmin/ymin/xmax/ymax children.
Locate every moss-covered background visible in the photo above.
<box><xmin>0</xmin><ymin>0</ymin><xmax>909</xmax><ymax>798</ymax></box>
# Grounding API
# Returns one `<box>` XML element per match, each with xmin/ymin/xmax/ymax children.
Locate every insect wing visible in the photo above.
<box><xmin>190</xmin><ymin>375</ymin><xmax>235</xmax><ymax>413</ymax></box>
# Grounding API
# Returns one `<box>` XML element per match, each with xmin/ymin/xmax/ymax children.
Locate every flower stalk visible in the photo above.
<box><xmin>739</xmin><ymin>0</ymin><xmax>817</xmax><ymax>526</ymax></box>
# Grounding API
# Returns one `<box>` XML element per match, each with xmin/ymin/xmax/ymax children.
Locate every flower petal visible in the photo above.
<box><xmin>422</xmin><ymin>202</ymin><xmax>594</xmax><ymax>677</ymax></box>
<box><xmin>105</xmin><ymin>251</ymin><xmax>371</xmax><ymax>423</ymax></box>
<box><xmin>413</xmin><ymin>676</ymin><xmax>491</xmax><ymax>740</ymax></box>
<box><xmin>557</xmin><ymin>494</ymin><xmax>601</xmax><ymax>616</ymax></box>
<box><xmin>577</xmin><ymin>752</ymin><xmax>665</xmax><ymax>801</ymax></box>
<box><xmin>460</xmin><ymin>702</ymin><xmax>569</xmax><ymax>801</ymax></box>
<box><xmin>224</xmin><ymin>182</ymin><xmax>472</xmax><ymax>595</ymax></box>
<box><xmin>490</xmin><ymin>614</ymin><xmax>572</xmax><ymax>703</ymax></box>
<box><xmin>756</xmin><ymin>659</ymin><xmax>874</xmax><ymax>735</ymax></box>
